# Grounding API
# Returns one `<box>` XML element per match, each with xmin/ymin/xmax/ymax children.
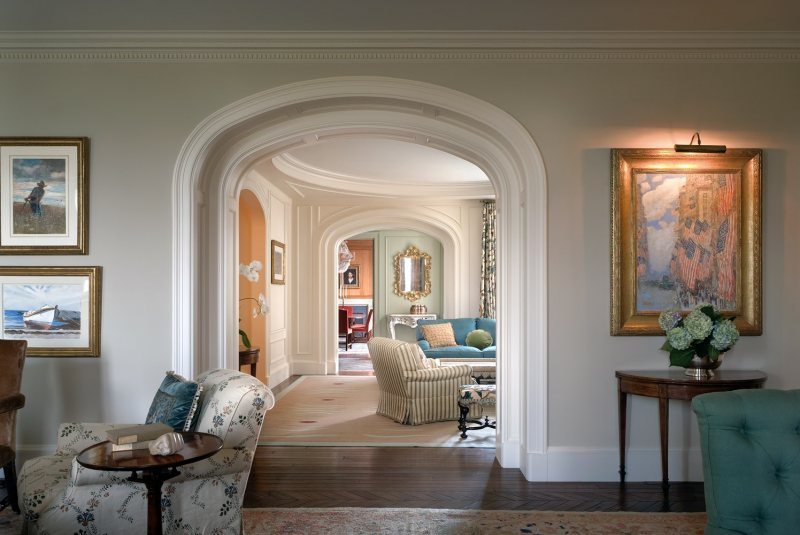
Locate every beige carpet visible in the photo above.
<box><xmin>259</xmin><ymin>375</ymin><xmax>495</xmax><ymax>447</ymax></box>
<box><xmin>1</xmin><ymin>508</ymin><xmax>707</xmax><ymax>534</ymax></box>
<box><xmin>241</xmin><ymin>508</ymin><xmax>707</xmax><ymax>534</ymax></box>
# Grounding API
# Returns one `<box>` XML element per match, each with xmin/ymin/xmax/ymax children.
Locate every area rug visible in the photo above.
<box><xmin>241</xmin><ymin>507</ymin><xmax>707</xmax><ymax>534</ymax></box>
<box><xmin>260</xmin><ymin>375</ymin><xmax>495</xmax><ymax>447</ymax></box>
<box><xmin>0</xmin><ymin>508</ymin><xmax>707</xmax><ymax>534</ymax></box>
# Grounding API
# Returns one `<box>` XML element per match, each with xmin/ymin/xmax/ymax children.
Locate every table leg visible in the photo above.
<box><xmin>659</xmin><ymin>397</ymin><xmax>669</xmax><ymax>490</ymax></box>
<box><xmin>129</xmin><ymin>468</ymin><xmax>179</xmax><ymax>535</ymax></box>
<box><xmin>618</xmin><ymin>382</ymin><xmax>627</xmax><ymax>484</ymax></box>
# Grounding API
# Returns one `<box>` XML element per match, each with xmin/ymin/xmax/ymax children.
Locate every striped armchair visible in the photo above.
<box><xmin>367</xmin><ymin>337</ymin><xmax>473</xmax><ymax>425</ymax></box>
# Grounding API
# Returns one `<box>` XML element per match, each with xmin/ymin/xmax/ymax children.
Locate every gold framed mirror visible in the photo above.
<box><xmin>393</xmin><ymin>245</ymin><xmax>432</xmax><ymax>302</ymax></box>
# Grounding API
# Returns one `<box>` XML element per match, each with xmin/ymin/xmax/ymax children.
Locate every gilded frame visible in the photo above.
<box><xmin>343</xmin><ymin>264</ymin><xmax>360</xmax><ymax>289</ymax></box>
<box><xmin>0</xmin><ymin>137</ymin><xmax>89</xmax><ymax>254</ymax></box>
<box><xmin>0</xmin><ymin>266</ymin><xmax>102</xmax><ymax>356</ymax></box>
<box><xmin>611</xmin><ymin>148</ymin><xmax>761</xmax><ymax>335</ymax></box>
<box><xmin>393</xmin><ymin>245</ymin><xmax>432</xmax><ymax>302</ymax></box>
<box><xmin>270</xmin><ymin>240</ymin><xmax>286</xmax><ymax>285</ymax></box>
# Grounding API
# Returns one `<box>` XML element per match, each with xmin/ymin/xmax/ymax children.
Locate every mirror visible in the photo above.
<box><xmin>393</xmin><ymin>245</ymin><xmax>432</xmax><ymax>302</ymax></box>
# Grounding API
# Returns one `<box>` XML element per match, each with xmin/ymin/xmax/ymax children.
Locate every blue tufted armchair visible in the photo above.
<box><xmin>692</xmin><ymin>389</ymin><xmax>800</xmax><ymax>535</ymax></box>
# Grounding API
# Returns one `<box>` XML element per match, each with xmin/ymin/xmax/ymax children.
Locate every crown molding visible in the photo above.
<box><xmin>1</xmin><ymin>30</ymin><xmax>799</xmax><ymax>62</ymax></box>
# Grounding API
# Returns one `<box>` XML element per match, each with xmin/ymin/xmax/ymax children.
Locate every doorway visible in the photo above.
<box><xmin>172</xmin><ymin>76</ymin><xmax>548</xmax><ymax>476</ymax></box>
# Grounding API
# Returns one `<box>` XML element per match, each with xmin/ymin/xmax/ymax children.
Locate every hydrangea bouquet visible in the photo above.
<box><xmin>658</xmin><ymin>304</ymin><xmax>739</xmax><ymax>367</ymax></box>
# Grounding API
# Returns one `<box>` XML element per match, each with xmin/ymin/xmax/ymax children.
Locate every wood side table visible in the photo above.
<box><xmin>238</xmin><ymin>347</ymin><xmax>260</xmax><ymax>377</ymax></box>
<box><xmin>616</xmin><ymin>369</ymin><xmax>766</xmax><ymax>489</ymax></box>
<box><xmin>77</xmin><ymin>432</ymin><xmax>223</xmax><ymax>535</ymax></box>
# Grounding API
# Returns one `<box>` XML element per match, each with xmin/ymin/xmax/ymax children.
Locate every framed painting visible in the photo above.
<box><xmin>343</xmin><ymin>265</ymin><xmax>360</xmax><ymax>288</ymax></box>
<box><xmin>0</xmin><ymin>266</ymin><xmax>102</xmax><ymax>356</ymax></box>
<box><xmin>0</xmin><ymin>137</ymin><xmax>89</xmax><ymax>254</ymax></box>
<box><xmin>271</xmin><ymin>240</ymin><xmax>286</xmax><ymax>285</ymax></box>
<box><xmin>611</xmin><ymin>148</ymin><xmax>761</xmax><ymax>335</ymax></box>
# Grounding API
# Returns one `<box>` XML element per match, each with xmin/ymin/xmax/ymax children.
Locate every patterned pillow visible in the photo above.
<box><xmin>145</xmin><ymin>371</ymin><xmax>203</xmax><ymax>432</ymax></box>
<box><xmin>420</xmin><ymin>322</ymin><xmax>457</xmax><ymax>348</ymax></box>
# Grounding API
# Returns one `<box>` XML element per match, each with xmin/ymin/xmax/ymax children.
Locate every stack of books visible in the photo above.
<box><xmin>106</xmin><ymin>423</ymin><xmax>172</xmax><ymax>452</ymax></box>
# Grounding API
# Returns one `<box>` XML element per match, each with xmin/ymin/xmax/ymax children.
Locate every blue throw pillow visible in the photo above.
<box><xmin>145</xmin><ymin>371</ymin><xmax>203</xmax><ymax>432</ymax></box>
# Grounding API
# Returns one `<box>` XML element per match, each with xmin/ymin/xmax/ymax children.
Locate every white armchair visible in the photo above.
<box><xmin>19</xmin><ymin>369</ymin><xmax>274</xmax><ymax>534</ymax></box>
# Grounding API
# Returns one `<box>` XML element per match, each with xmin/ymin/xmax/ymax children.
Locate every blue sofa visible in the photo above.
<box><xmin>416</xmin><ymin>318</ymin><xmax>496</xmax><ymax>359</ymax></box>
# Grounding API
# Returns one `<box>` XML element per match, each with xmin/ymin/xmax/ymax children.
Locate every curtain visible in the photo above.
<box><xmin>480</xmin><ymin>201</ymin><xmax>496</xmax><ymax>318</ymax></box>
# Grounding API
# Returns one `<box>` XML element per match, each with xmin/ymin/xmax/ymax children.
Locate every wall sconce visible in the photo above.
<box><xmin>674</xmin><ymin>131</ymin><xmax>726</xmax><ymax>153</ymax></box>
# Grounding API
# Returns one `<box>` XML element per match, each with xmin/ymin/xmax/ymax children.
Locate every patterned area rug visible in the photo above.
<box><xmin>1</xmin><ymin>507</ymin><xmax>707</xmax><ymax>534</ymax></box>
<box><xmin>260</xmin><ymin>375</ymin><xmax>495</xmax><ymax>447</ymax></box>
<box><xmin>241</xmin><ymin>508</ymin><xmax>707</xmax><ymax>534</ymax></box>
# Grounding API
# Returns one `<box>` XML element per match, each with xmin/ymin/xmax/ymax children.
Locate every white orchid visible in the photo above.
<box><xmin>239</xmin><ymin>260</ymin><xmax>263</xmax><ymax>282</ymax></box>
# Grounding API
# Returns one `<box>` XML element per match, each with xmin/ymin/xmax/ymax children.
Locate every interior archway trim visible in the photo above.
<box><xmin>172</xmin><ymin>76</ymin><xmax>548</xmax><ymax>478</ymax></box>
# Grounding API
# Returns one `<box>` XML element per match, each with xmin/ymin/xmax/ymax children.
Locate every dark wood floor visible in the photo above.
<box><xmin>244</xmin><ymin>446</ymin><xmax>706</xmax><ymax>512</ymax></box>
<box><xmin>254</xmin><ymin>375</ymin><xmax>705</xmax><ymax>512</ymax></box>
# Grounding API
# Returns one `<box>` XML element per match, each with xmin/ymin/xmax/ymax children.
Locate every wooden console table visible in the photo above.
<box><xmin>386</xmin><ymin>313</ymin><xmax>436</xmax><ymax>339</ymax></box>
<box><xmin>616</xmin><ymin>369</ymin><xmax>766</xmax><ymax>488</ymax></box>
<box><xmin>238</xmin><ymin>347</ymin><xmax>259</xmax><ymax>377</ymax></box>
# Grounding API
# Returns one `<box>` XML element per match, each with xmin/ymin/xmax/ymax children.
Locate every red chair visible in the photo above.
<box><xmin>351</xmin><ymin>309</ymin><xmax>374</xmax><ymax>341</ymax></box>
<box><xmin>338</xmin><ymin>308</ymin><xmax>353</xmax><ymax>350</ymax></box>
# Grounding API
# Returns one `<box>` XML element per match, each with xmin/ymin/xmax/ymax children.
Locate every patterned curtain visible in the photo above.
<box><xmin>480</xmin><ymin>201</ymin><xmax>497</xmax><ymax>318</ymax></box>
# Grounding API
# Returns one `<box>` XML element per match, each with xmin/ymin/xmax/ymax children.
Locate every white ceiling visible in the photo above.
<box><xmin>4</xmin><ymin>0</ymin><xmax>800</xmax><ymax>31</ymax></box>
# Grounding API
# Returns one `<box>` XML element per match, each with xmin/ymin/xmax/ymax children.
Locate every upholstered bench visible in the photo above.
<box><xmin>457</xmin><ymin>384</ymin><xmax>496</xmax><ymax>438</ymax></box>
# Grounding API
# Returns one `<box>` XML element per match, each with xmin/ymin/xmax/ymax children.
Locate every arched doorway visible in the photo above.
<box><xmin>171</xmin><ymin>76</ymin><xmax>547</xmax><ymax>476</ymax></box>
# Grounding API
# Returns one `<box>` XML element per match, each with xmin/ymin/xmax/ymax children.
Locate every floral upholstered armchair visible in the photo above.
<box><xmin>18</xmin><ymin>369</ymin><xmax>274</xmax><ymax>534</ymax></box>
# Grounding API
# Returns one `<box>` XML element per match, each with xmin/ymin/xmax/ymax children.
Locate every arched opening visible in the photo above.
<box><xmin>172</xmin><ymin>76</ymin><xmax>547</xmax><ymax>477</ymax></box>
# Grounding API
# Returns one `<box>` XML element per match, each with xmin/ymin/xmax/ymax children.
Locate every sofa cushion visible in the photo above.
<box><xmin>476</xmin><ymin>318</ymin><xmax>496</xmax><ymax>343</ymax></box>
<box><xmin>418</xmin><ymin>318</ymin><xmax>477</xmax><ymax>345</ymax></box>
<box><xmin>422</xmin><ymin>345</ymin><xmax>483</xmax><ymax>359</ymax></box>
<box><xmin>480</xmin><ymin>346</ymin><xmax>497</xmax><ymax>359</ymax></box>
<box><xmin>145</xmin><ymin>371</ymin><xmax>203</xmax><ymax>431</ymax></box>
<box><xmin>466</xmin><ymin>329</ymin><xmax>493</xmax><ymax>350</ymax></box>
<box><xmin>420</xmin><ymin>322</ymin><xmax>458</xmax><ymax>348</ymax></box>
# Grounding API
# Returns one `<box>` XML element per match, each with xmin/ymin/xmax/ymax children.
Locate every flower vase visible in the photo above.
<box><xmin>684</xmin><ymin>353</ymin><xmax>724</xmax><ymax>379</ymax></box>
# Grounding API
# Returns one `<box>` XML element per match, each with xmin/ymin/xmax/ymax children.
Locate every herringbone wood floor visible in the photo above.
<box><xmin>251</xmin><ymin>376</ymin><xmax>706</xmax><ymax>511</ymax></box>
<box><xmin>243</xmin><ymin>446</ymin><xmax>706</xmax><ymax>512</ymax></box>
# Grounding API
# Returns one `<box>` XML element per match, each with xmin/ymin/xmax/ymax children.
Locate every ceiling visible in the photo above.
<box><xmin>4</xmin><ymin>0</ymin><xmax>800</xmax><ymax>31</ymax></box>
<box><xmin>9</xmin><ymin>1</ymin><xmax>797</xmax><ymax>203</ymax></box>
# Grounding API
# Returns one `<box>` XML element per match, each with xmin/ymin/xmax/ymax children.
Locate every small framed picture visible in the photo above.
<box><xmin>0</xmin><ymin>266</ymin><xmax>102</xmax><ymax>356</ymax></box>
<box><xmin>343</xmin><ymin>265</ymin><xmax>360</xmax><ymax>288</ymax></box>
<box><xmin>0</xmin><ymin>137</ymin><xmax>89</xmax><ymax>254</ymax></box>
<box><xmin>271</xmin><ymin>240</ymin><xmax>286</xmax><ymax>285</ymax></box>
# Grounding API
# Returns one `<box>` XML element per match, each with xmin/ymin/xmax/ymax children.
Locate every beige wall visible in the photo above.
<box><xmin>4</xmin><ymin>58</ymin><xmax>799</xmax><ymax>479</ymax></box>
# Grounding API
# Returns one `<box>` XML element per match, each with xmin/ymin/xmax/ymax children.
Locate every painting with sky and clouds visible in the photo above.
<box><xmin>11</xmin><ymin>157</ymin><xmax>68</xmax><ymax>235</ymax></box>
<box><xmin>635</xmin><ymin>171</ymin><xmax>739</xmax><ymax>313</ymax></box>
<box><xmin>2</xmin><ymin>283</ymin><xmax>82</xmax><ymax>339</ymax></box>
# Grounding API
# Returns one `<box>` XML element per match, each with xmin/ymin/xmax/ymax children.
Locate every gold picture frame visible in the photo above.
<box><xmin>611</xmin><ymin>148</ymin><xmax>762</xmax><ymax>335</ymax></box>
<box><xmin>393</xmin><ymin>245</ymin><xmax>432</xmax><ymax>302</ymax></box>
<box><xmin>0</xmin><ymin>266</ymin><xmax>102</xmax><ymax>356</ymax></box>
<box><xmin>270</xmin><ymin>240</ymin><xmax>286</xmax><ymax>285</ymax></box>
<box><xmin>0</xmin><ymin>137</ymin><xmax>89</xmax><ymax>254</ymax></box>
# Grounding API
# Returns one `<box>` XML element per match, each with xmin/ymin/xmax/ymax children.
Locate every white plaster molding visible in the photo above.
<box><xmin>172</xmin><ymin>76</ymin><xmax>547</xmax><ymax>475</ymax></box>
<box><xmin>316</xmin><ymin>209</ymin><xmax>462</xmax><ymax>375</ymax></box>
<box><xmin>2</xmin><ymin>30</ymin><xmax>800</xmax><ymax>62</ymax></box>
<box><xmin>543</xmin><ymin>447</ymin><xmax>704</xmax><ymax>482</ymax></box>
<box><xmin>272</xmin><ymin>152</ymin><xmax>493</xmax><ymax>199</ymax></box>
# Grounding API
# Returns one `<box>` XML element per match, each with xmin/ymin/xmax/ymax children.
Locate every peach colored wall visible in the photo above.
<box><xmin>239</xmin><ymin>189</ymin><xmax>268</xmax><ymax>382</ymax></box>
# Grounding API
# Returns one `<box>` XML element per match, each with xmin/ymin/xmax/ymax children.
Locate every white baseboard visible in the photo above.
<box><xmin>290</xmin><ymin>360</ymin><xmax>327</xmax><ymax>376</ymax></box>
<box><xmin>539</xmin><ymin>447</ymin><xmax>704</xmax><ymax>482</ymax></box>
<box><xmin>496</xmin><ymin>438</ymin><xmax>521</xmax><ymax>469</ymax></box>
<box><xmin>268</xmin><ymin>361</ymin><xmax>290</xmax><ymax>389</ymax></box>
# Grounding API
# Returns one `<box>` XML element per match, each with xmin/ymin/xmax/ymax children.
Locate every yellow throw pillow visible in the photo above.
<box><xmin>421</xmin><ymin>322</ymin><xmax>457</xmax><ymax>348</ymax></box>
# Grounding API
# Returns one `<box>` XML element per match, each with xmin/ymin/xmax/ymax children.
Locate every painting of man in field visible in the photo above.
<box><xmin>635</xmin><ymin>171</ymin><xmax>739</xmax><ymax>313</ymax></box>
<box><xmin>11</xmin><ymin>157</ymin><xmax>67</xmax><ymax>235</ymax></box>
